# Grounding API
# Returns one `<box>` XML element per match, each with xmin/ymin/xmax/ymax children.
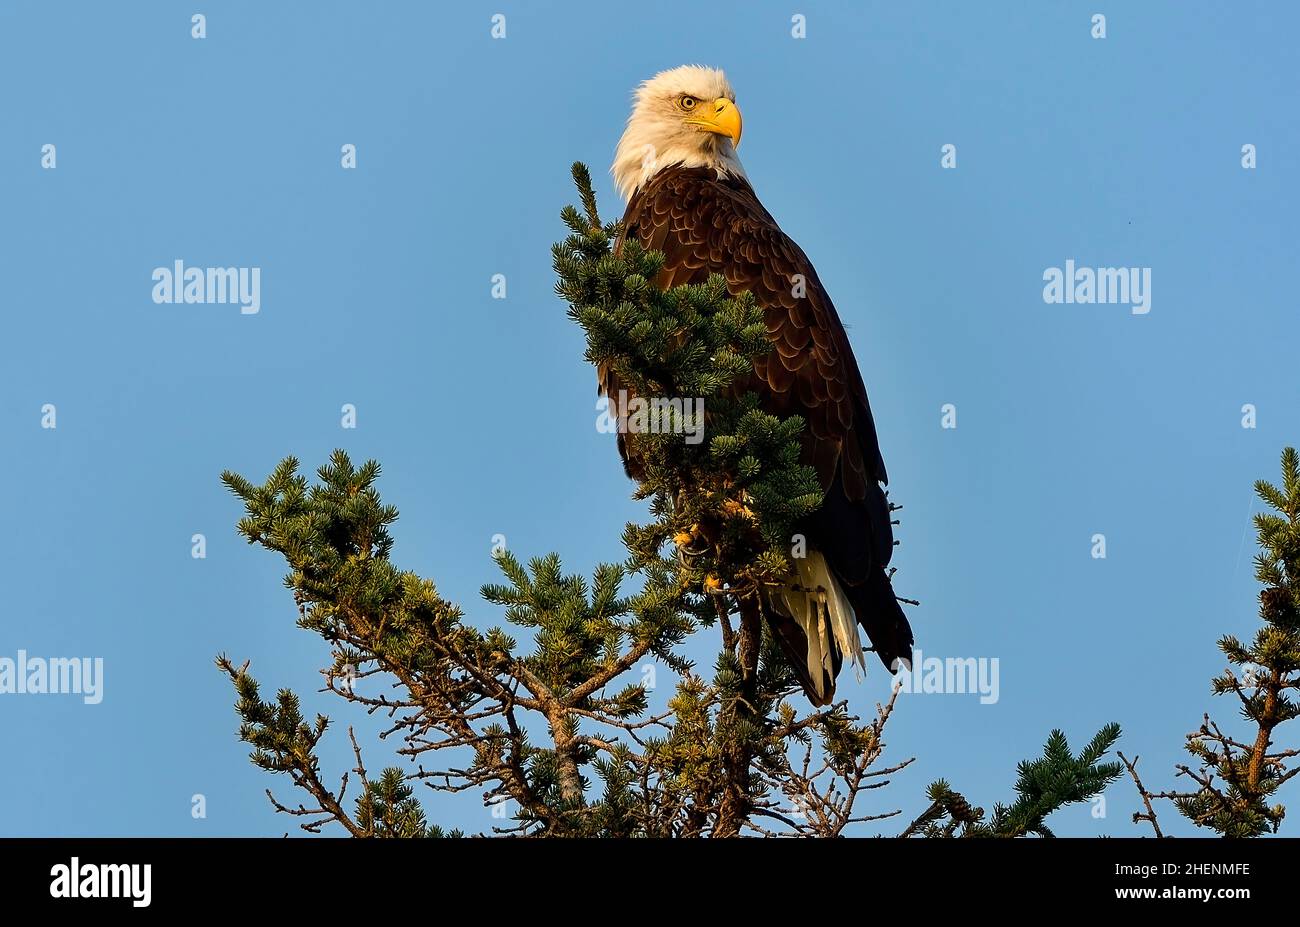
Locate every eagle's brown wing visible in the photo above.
<box><xmin>607</xmin><ymin>165</ymin><xmax>913</xmax><ymax>687</ymax></box>
<box><xmin>621</xmin><ymin>167</ymin><xmax>886</xmax><ymax>493</ymax></box>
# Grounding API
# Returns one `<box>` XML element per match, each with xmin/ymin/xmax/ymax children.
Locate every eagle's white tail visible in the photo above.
<box><xmin>770</xmin><ymin>550</ymin><xmax>866</xmax><ymax>702</ymax></box>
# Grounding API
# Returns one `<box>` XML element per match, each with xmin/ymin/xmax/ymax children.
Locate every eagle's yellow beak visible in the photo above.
<box><xmin>686</xmin><ymin>98</ymin><xmax>742</xmax><ymax>148</ymax></box>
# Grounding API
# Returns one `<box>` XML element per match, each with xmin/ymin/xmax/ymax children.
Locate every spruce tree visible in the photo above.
<box><xmin>218</xmin><ymin>165</ymin><xmax>1123</xmax><ymax>837</ymax></box>
<box><xmin>902</xmin><ymin>726</ymin><xmax>1122</xmax><ymax>837</ymax></box>
<box><xmin>1122</xmin><ymin>448</ymin><xmax>1300</xmax><ymax>836</ymax></box>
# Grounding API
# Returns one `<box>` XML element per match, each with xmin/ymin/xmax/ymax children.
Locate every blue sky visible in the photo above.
<box><xmin>1</xmin><ymin>1</ymin><xmax>1295</xmax><ymax>837</ymax></box>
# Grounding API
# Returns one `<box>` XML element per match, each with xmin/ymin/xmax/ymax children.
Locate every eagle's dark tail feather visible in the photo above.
<box><xmin>845</xmin><ymin>568</ymin><xmax>914</xmax><ymax>673</ymax></box>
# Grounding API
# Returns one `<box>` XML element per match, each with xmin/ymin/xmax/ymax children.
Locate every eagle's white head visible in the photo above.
<box><xmin>612</xmin><ymin>65</ymin><xmax>746</xmax><ymax>201</ymax></box>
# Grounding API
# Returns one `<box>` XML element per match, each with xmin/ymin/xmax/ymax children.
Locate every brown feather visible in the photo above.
<box><xmin>605</xmin><ymin>165</ymin><xmax>913</xmax><ymax>699</ymax></box>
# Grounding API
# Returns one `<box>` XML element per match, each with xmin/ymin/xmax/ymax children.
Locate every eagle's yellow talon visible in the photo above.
<box><xmin>722</xmin><ymin>498</ymin><xmax>757</xmax><ymax>521</ymax></box>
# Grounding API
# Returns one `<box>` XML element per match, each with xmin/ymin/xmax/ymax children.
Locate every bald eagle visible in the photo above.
<box><xmin>601</xmin><ymin>65</ymin><xmax>914</xmax><ymax>707</ymax></box>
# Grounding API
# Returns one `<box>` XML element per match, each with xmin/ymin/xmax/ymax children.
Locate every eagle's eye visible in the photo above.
<box><xmin>679</xmin><ymin>95</ymin><xmax>698</xmax><ymax>111</ymax></box>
